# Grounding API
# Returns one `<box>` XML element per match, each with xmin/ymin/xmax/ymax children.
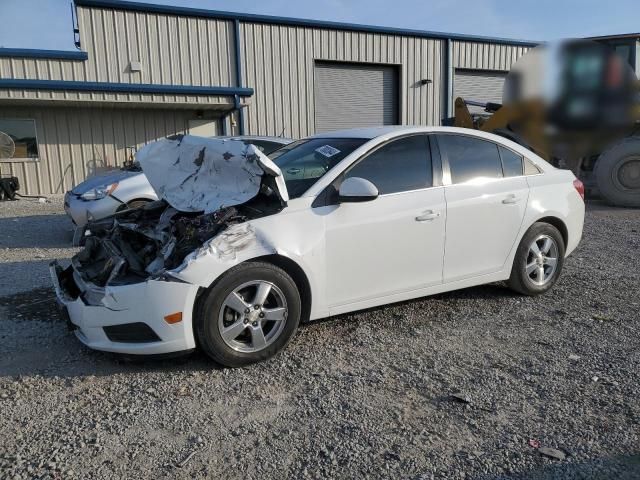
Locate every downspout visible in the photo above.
<box><xmin>445</xmin><ymin>38</ymin><xmax>454</xmax><ymax>120</ymax></box>
<box><xmin>233</xmin><ymin>18</ymin><xmax>246</xmax><ymax>135</ymax></box>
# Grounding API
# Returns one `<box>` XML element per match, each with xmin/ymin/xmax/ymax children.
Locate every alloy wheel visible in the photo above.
<box><xmin>217</xmin><ymin>280</ymin><xmax>288</xmax><ymax>353</ymax></box>
<box><xmin>525</xmin><ymin>234</ymin><xmax>559</xmax><ymax>286</ymax></box>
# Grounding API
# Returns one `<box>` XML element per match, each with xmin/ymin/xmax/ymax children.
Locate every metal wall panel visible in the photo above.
<box><xmin>452</xmin><ymin>41</ymin><xmax>529</xmax><ymax>71</ymax></box>
<box><xmin>76</xmin><ymin>7</ymin><xmax>236</xmax><ymax>86</ymax></box>
<box><xmin>0</xmin><ymin>105</ymin><xmax>219</xmax><ymax>195</ymax></box>
<box><xmin>0</xmin><ymin>6</ymin><xmax>237</xmax><ymax>105</ymax></box>
<box><xmin>240</xmin><ymin>23</ymin><xmax>444</xmax><ymax>138</ymax></box>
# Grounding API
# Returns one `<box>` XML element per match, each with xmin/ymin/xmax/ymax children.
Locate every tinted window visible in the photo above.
<box><xmin>273</xmin><ymin>138</ymin><xmax>367</xmax><ymax>198</ymax></box>
<box><xmin>499</xmin><ymin>146</ymin><xmax>523</xmax><ymax>177</ymax></box>
<box><xmin>344</xmin><ymin>135</ymin><xmax>432</xmax><ymax>194</ymax></box>
<box><xmin>439</xmin><ymin>135</ymin><xmax>502</xmax><ymax>184</ymax></box>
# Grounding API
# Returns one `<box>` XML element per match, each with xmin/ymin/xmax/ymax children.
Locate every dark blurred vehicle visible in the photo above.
<box><xmin>448</xmin><ymin>38</ymin><xmax>640</xmax><ymax>207</ymax></box>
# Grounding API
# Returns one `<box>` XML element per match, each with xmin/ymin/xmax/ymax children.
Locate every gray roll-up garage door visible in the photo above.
<box><xmin>453</xmin><ymin>69</ymin><xmax>507</xmax><ymax>115</ymax></box>
<box><xmin>314</xmin><ymin>62</ymin><xmax>399</xmax><ymax>133</ymax></box>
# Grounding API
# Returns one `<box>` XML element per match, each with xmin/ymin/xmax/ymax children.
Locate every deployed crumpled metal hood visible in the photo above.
<box><xmin>136</xmin><ymin>135</ymin><xmax>289</xmax><ymax>213</ymax></box>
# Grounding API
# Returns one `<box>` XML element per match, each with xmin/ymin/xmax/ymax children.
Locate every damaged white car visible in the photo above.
<box><xmin>51</xmin><ymin>127</ymin><xmax>585</xmax><ymax>367</ymax></box>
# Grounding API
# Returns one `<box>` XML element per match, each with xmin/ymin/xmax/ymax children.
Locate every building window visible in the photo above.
<box><xmin>0</xmin><ymin>119</ymin><xmax>39</xmax><ymax>160</ymax></box>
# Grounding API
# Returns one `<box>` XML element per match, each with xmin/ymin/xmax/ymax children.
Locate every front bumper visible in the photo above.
<box><xmin>64</xmin><ymin>191</ymin><xmax>124</xmax><ymax>227</ymax></box>
<box><xmin>50</xmin><ymin>262</ymin><xmax>200</xmax><ymax>355</ymax></box>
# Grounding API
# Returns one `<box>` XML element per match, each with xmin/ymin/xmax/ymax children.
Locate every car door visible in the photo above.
<box><xmin>319</xmin><ymin>134</ymin><xmax>446</xmax><ymax>308</ymax></box>
<box><xmin>436</xmin><ymin>134</ymin><xmax>530</xmax><ymax>282</ymax></box>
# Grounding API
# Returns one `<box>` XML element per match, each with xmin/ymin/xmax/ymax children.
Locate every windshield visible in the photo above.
<box><xmin>271</xmin><ymin>138</ymin><xmax>368</xmax><ymax>198</ymax></box>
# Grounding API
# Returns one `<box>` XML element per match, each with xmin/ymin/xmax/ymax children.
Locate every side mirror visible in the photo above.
<box><xmin>338</xmin><ymin>177</ymin><xmax>379</xmax><ymax>203</ymax></box>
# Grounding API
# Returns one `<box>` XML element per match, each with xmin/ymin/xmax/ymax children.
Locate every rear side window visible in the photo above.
<box><xmin>524</xmin><ymin>158</ymin><xmax>542</xmax><ymax>175</ymax></box>
<box><xmin>499</xmin><ymin>146</ymin><xmax>524</xmax><ymax>177</ymax></box>
<box><xmin>438</xmin><ymin>135</ymin><xmax>503</xmax><ymax>184</ymax></box>
<box><xmin>344</xmin><ymin>135</ymin><xmax>432</xmax><ymax>194</ymax></box>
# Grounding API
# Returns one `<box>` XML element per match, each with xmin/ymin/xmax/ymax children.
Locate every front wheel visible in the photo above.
<box><xmin>195</xmin><ymin>262</ymin><xmax>301</xmax><ymax>367</ymax></box>
<box><xmin>508</xmin><ymin>222</ymin><xmax>565</xmax><ymax>295</ymax></box>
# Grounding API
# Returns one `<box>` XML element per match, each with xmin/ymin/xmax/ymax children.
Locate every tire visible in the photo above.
<box><xmin>594</xmin><ymin>137</ymin><xmax>640</xmax><ymax>207</ymax></box>
<box><xmin>195</xmin><ymin>262</ymin><xmax>301</xmax><ymax>367</ymax></box>
<box><xmin>508</xmin><ymin>222</ymin><xmax>565</xmax><ymax>296</ymax></box>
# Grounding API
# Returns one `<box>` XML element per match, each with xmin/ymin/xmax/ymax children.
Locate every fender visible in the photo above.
<box><xmin>168</xmin><ymin>200</ymin><xmax>330</xmax><ymax>320</ymax></box>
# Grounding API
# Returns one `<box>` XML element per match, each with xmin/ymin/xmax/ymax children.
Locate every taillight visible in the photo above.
<box><xmin>573</xmin><ymin>179</ymin><xmax>585</xmax><ymax>200</ymax></box>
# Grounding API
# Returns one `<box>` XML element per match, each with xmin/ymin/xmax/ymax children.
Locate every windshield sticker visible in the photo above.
<box><xmin>315</xmin><ymin>145</ymin><xmax>341</xmax><ymax>158</ymax></box>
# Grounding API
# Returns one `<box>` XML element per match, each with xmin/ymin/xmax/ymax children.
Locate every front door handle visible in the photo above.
<box><xmin>415</xmin><ymin>210</ymin><xmax>440</xmax><ymax>222</ymax></box>
<box><xmin>502</xmin><ymin>194</ymin><xmax>520</xmax><ymax>204</ymax></box>
<box><xmin>287</xmin><ymin>167</ymin><xmax>301</xmax><ymax>174</ymax></box>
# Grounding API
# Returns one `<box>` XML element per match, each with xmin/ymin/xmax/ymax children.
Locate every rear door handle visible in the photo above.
<box><xmin>502</xmin><ymin>194</ymin><xmax>520</xmax><ymax>204</ymax></box>
<box><xmin>287</xmin><ymin>167</ymin><xmax>301</xmax><ymax>174</ymax></box>
<box><xmin>415</xmin><ymin>210</ymin><xmax>440</xmax><ymax>222</ymax></box>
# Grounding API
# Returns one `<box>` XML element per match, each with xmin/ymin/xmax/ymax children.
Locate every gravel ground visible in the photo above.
<box><xmin>0</xmin><ymin>195</ymin><xmax>79</xmax><ymax>296</ymax></box>
<box><xmin>0</xmin><ymin>199</ymin><xmax>638</xmax><ymax>479</ymax></box>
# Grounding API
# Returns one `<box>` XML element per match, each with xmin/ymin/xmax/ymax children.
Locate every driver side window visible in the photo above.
<box><xmin>344</xmin><ymin>135</ymin><xmax>432</xmax><ymax>194</ymax></box>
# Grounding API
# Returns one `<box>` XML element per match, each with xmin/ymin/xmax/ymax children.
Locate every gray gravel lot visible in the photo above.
<box><xmin>0</xmin><ymin>195</ymin><xmax>79</xmax><ymax>296</ymax></box>
<box><xmin>0</xmin><ymin>199</ymin><xmax>639</xmax><ymax>479</ymax></box>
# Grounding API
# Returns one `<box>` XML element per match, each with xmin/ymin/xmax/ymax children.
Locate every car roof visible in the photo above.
<box><xmin>307</xmin><ymin>125</ymin><xmax>552</xmax><ymax>172</ymax></box>
<box><xmin>309</xmin><ymin>125</ymin><xmax>513</xmax><ymax>140</ymax></box>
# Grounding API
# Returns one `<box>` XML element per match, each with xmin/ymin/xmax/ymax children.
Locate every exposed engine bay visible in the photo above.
<box><xmin>70</xmin><ymin>136</ymin><xmax>288</xmax><ymax>288</ymax></box>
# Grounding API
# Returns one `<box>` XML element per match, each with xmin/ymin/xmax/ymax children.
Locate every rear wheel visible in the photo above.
<box><xmin>508</xmin><ymin>222</ymin><xmax>565</xmax><ymax>295</ymax></box>
<box><xmin>595</xmin><ymin>137</ymin><xmax>640</xmax><ymax>207</ymax></box>
<box><xmin>195</xmin><ymin>262</ymin><xmax>301</xmax><ymax>367</ymax></box>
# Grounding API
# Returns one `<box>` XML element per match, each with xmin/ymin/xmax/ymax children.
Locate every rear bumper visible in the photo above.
<box><xmin>50</xmin><ymin>262</ymin><xmax>200</xmax><ymax>355</ymax></box>
<box><xmin>565</xmin><ymin>195</ymin><xmax>585</xmax><ymax>257</ymax></box>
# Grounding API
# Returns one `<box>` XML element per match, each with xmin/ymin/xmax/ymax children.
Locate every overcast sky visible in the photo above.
<box><xmin>1</xmin><ymin>0</ymin><xmax>639</xmax><ymax>50</ymax></box>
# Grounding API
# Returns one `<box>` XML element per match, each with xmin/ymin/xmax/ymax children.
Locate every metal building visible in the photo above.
<box><xmin>0</xmin><ymin>0</ymin><xmax>537</xmax><ymax>195</ymax></box>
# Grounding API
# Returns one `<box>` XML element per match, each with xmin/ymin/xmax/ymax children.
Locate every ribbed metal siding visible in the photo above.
<box><xmin>453</xmin><ymin>70</ymin><xmax>507</xmax><ymax>114</ymax></box>
<box><xmin>314</xmin><ymin>62</ymin><xmax>398</xmax><ymax>132</ymax></box>
<box><xmin>0</xmin><ymin>6</ymin><xmax>237</xmax><ymax>106</ymax></box>
<box><xmin>452</xmin><ymin>41</ymin><xmax>529</xmax><ymax>71</ymax></box>
<box><xmin>240</xmin><ymin>23</ymin><xmax>444</xmax><ymax>138</ymax></box>
<box><xmin>0</xmin><ymin>106</ymin><xmax>217</xmax><ymax>195</ymax></box>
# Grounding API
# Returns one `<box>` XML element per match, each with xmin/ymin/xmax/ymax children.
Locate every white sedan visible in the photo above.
<box><xmin>51</xmin><ymin>127</ymin><xmax>585</xmax><ymax>367</ymax></box>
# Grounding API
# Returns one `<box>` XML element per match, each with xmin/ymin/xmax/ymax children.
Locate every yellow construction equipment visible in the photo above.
<box><xmin>449</xmin><ymin>39</ymin><xmax>640</xmax><ymax>207</ymax></box>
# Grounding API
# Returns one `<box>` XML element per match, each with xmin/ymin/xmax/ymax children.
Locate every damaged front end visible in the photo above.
<box><xmin>65</xmin><ymin>136</ymin><xmax>288</xmax><ymax>292</ymax></box>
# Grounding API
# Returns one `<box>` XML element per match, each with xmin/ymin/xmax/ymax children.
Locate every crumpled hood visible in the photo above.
<box><xmin>136</xmin><ymin>135</ymin><xmax>289</xmax><ymax>213</ymax></box>
<box><xmin>71</xmin><ymin>169</ymin><xmax>141</xmax><ymax>195</ymax></box>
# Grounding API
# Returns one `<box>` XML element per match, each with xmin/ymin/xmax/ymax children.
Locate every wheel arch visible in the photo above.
<box><xmin>250</xmin><ymin>254</ymin><xmax>312</xmax><ymax>323</ymax></box>
<box><xmin>532</xmin><ymin>215</ymin><xmax>568</xmax><ymax>249</ymax></box>
<box><xmin>115</xmin><ymin>197</ymin><xmax>154</xmax><ymax>212</ymax></box>
<box><xmin>193</xmin><ymin>253</ymin><xmax>313</xmax><ymax>325</ymax></box>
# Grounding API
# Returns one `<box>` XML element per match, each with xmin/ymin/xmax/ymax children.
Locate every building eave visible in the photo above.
<box><xmin>0</xmin><ymin>48</ymin><xmax>88</xmax><ymax>61</ymax></box>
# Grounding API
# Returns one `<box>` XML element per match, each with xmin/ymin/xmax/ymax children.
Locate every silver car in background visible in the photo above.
<box><xmin>64</xmin><ymin>136</ymin><xmax>293</xmax><ymax>242</ymax></box>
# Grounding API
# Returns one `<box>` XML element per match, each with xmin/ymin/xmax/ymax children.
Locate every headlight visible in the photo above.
<box><xmin>80</xmin><ymin>182</ymin><xmax>119</xmax><ymax>200</ymax></box>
